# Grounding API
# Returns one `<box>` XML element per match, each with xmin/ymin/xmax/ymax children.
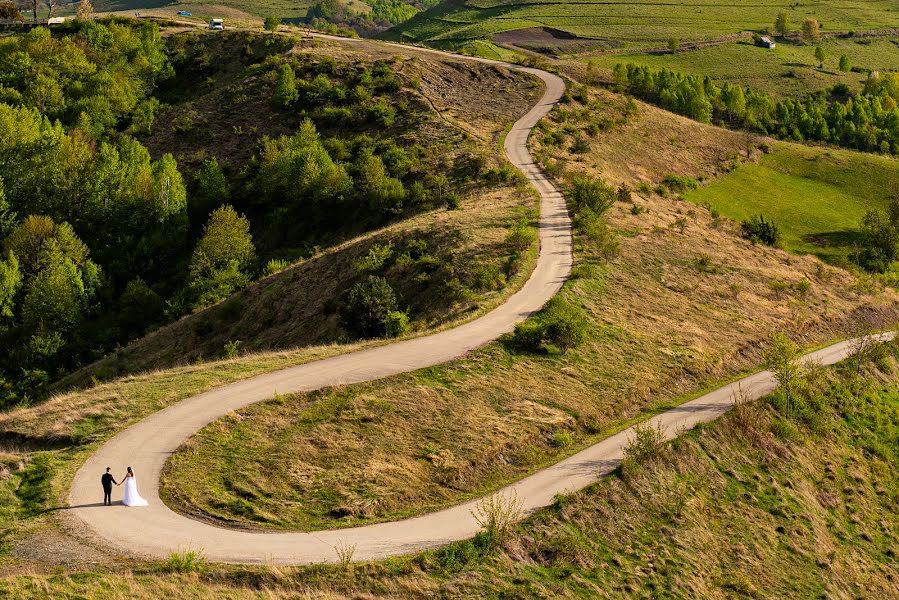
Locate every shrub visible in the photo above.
<box><xmin>352</xmin><ymin>242</ymin><xmax>393</xmax><ymax>275</ymax></box>
<box><xmin>471</xmin><ymin>492</ymin><xmax>522</xmax><ymax>544</ymax></box>
<box><xmin>570</xmin><ymin>176</ymin><xmax>616</xmax><ymax>215</ymax></box>
<box><xmin>263</xmin><ymin>258</ymin><xmax>289</xmax><ymax>276</ymax></box>
<box><xmin>621</xmin><ymin>421</ymin><xmax>666</xmax><ymax>477</ymax></box>
<box><xmin>165</xmin><ymin>549</ymin><xmax>206</xmax><ymax>573</ymax></box>
<box><xmin>339</xmin><ymin>276</ymin><xmax>398</xmax><ymax>339</ymax></box>
<box><xmin>263</xmin><ymin>16</ymin><xmax>280</xmax><ymax>31</ymax></box>
<box><xmin>223</xmin><ymin>339</ymin><xmax>241</xmax><ymax>359</ymax></box>
<box><xmin>382</xmin><ymin>310</ymin><xmax>410</xmax><ymax>337</ymax></box>
<box><xmin>576</xmin><ymin>208</ymin><xmax>620</xmax><ymax>258</ymax></box>
<box><xmin>552</xmin><ymin>430</ymin><xmax>574</xmax><ymax>447</ymax></box>
<box><xmin>740</xmin><ymin>214</ymin><xmax>780</xmax><ymax>246</ymax></box>
<box><xmin>469</xmin><ymin>263</ymin><xmax>505</xmax><ymax>292</ymax></box>
<box><xmin>505</xmin><ymin>220</ymin><xmax>536</xmax><ymax>253</ymax></box>
<box><xmin>662</xmin><ymin>173</ymin><xmax>699</xmax><ymax>192</ymax></box>
<box><xmin>511</xmin><ymin>296</ymin><xmax>587</xmax><ymax>354</ymax></box>
<box><xmin>570</xmin><ymin>136</ymin><xmax>591</xmax><ymax>154</ymax></box>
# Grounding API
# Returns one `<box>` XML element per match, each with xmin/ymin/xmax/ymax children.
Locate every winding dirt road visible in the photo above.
<box><xmin>67</xmin><ymin>56</ymin><xmax>573</xmax><ymax>564</ymax></box>
<box><xmin>66</xmin><ymin>40</ymin><xmax>890</xmax><ymax>565</ymax></box>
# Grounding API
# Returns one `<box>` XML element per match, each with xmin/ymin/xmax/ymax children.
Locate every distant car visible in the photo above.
<box><xmin>176</xmin><ymin>10</ymin><xmax>192</xmax><ymax>16</ymax></box>
<box><xmin>209</xmin><ymin>18</ymin><xmax>224</xmax><ymax>30</ymax></box>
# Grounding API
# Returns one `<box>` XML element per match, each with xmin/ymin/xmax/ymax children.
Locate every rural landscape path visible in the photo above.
<box><xmin>66</xmin><ymin>38</ymin><xmax>888</xmax><ymax>565</ymax></box>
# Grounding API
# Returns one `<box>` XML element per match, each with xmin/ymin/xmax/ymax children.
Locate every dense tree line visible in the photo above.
<box><xmin>613</xmin><ymin>64</ymin><xmax>899</xmax><ymax>155</ymax></box>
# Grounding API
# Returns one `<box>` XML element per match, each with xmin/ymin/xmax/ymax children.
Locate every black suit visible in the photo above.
<box><xmin>102</xmin><ymin>472</ymin><xmax>117</xmax><ymax>505</ymax></box>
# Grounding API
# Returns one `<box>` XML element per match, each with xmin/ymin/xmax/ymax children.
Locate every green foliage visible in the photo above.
<box><xmin>352</xmin><ymin>242</ymin><xmax>394</xmax><ymax>275</ymax></box>
<box><xmin>615</xmin><ymin>63</ymin><xmax>899</xmax><ymax>155</ymax></box>
<box><xmin>839</xmin><ymin>54</ymin><xmax>851</xmax><ymax>72</ymax></box>
<box><xmin>189</xmin><ymin>206</ymin><xmax>255</xmax><ymax>309</ymax></box>
<box><xmin>191</xmin><ymin>158</ymin><xmax>228</xmax><ymax>221</ymax></box>
<box><xmin>762</xmin><ymin>332</ymin><xmax>803</xmax><ymax>416</ymax></box>
<box><xmin>511</xmin><ymin>296</ymin><xmax>588</xmax><ymax>354</ymax></box>
<box><xmin>382</xmin><ymin>309</ymin><xmax>411</xmax><ymax>337</ymax></box>
<box><xmin>223</xmin><ymin>339</ymin><xmax>241</xmax><ymax>359</ymax></box>
<box><xmin>740</xmin><ymin>214</ymin><xmax>781</xmax><ymax>246</ymax></box>
<box><xmin>814</xmin><ymin>46</ymin><xmax>826</xmax><ymax>68</ymax></box>
<box><xmin>504</xmin><ymin>220</ymin><xmax>536</xmax><ymax>253</ymax></box>
<box><xmin>273</xmin><ymin>63</ymin><xmax>298</xmax><ymax>107</ymax></box>
<box><xmin>263</xmin><ymin>258</ymin><xmax>289</xmax><ymax>276</ymax></box>
<box><xmin>263</xmin><ymin>16</ymin><xmax>281</xmax><ymax>31</ymax></box>
<box><xmin>859</xmin><ymin>199</ymin><xmax>899</xmax><ymax>273</ymax></box>
<box><xmin>621</xmin><ymin>421</ymin><xmax>665</xmax><ymax>477</ymax></box>
<box><xmin>339</xmin><ymin>275</ymin><xmax>399</xmax><ymax>339</ymax></box>
<box><xmin>165</xmin><ymin>549</ymin><xmax>207</xmax><ymax>573</ymax></box>
<box><xmin>570</xmin><ymin>176</ymin><xmax>616</xmax><ymax>215</ymax></box>
<box><xmin>774</xmin><ymin>11</ymin><xmax>789</xmax><ymax>35</ymax></box>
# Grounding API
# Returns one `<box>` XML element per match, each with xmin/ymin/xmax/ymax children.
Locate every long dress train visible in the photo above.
<box><xmin>122</xmin><ymin>476</ymin><xmax>149</xmax><ymax>507</ymax></box>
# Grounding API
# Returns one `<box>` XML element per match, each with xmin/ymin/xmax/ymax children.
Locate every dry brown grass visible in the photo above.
<box><xmin>156</xmin><ymin>87</ymin><xmax>899</xmax><ymax>531</ymax></box>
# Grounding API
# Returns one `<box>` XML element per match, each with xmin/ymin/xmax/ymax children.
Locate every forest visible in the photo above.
<box><xmin>613</xmin><ymin>63</ymin><xmax>899</xmax><ymax>155</ymax></box>
<box><xmin>0</xmin><ymin>20</ymin><xmax>462</xmax><ymax>408</ymax></box>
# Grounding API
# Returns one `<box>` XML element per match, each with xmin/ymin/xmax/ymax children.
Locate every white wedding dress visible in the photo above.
<box><xmin>122</xmin><ymin>475</ymin><xmax>149</xmax><ymax>507</ymax></box>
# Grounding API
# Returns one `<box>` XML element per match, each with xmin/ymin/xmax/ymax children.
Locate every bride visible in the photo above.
<box><xmin>121</xmin><ymin>466</ymin><xmax>149</xmax><ymax>507</ymax></box>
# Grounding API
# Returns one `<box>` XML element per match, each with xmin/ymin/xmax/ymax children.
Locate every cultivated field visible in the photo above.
<box><xmin>590</xmin><ymin>36</ymin><xmax>899</xmax><ymax>97</ymax></box>
<box><xmin>389</xmin><ymin>0</ymin><xmax>899</xmax><ymax>49</ymax></box>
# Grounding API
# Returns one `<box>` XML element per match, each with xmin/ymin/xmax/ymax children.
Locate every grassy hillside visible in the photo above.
<box><xmin>588</xmin><ymin>36</ymin><xmax>899</xmax><ymax>98</ymax></box>
<box><xmin>684</xmin><ymin>144</ymin><xmax>899</xmax><ymax>263</ymax></box>
<box><xmin>146</xmin><ymin>88</ymin><xmax>899</xmax><ymax>530</ymax></box>
<box><xmin>2</xmin><ymin>319</ymin><xmax>898</xmax><ymax>598</ymax></box>
<box><xmin>387</xmin><ymin>0</ymin><xmax>899</xmax><ymax>50</ymax></box>
<box><xmin>52</xmin><ymin>33</ymin><xmax>543</xmax><ymax>385</ymax></box>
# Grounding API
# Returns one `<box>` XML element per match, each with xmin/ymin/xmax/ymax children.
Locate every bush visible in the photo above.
<box><xmin>263</xmin><ymin>16</ymin><xmax>280</xmax><ymax>31</ymax></box>
<box><xmin>505</xmin><ymin>220</ymin><xmax>536</xmax><ymax>253</ymax></box>
<box><xmin>339</xmin><ymin>276</ymin><xmax>398</xmax><ymax>339</ymax></box>
<box><xmin>511</xmin><ymin>296</ymin><xmax>587</xmax><ymax>354</ymax></box>
<box><xmin>570</xmin><ymin>176</ymin><xmax>616</xmax><ymax>215</ymax></box>
<box><xmin>621</xmin><ymin>421</ymin><xmax>666</xmax><ymax>477</ymax></box>
<box><xmin>740</xmin><ymin>214</ymin><xmax>780</xmax><ymax>246</ymax></box>
<box><xmin>662</xmin><ymin>173</ymin><xmax>699</xmax><ymax>192</ymax></box>
<box><xmin>263</xmin><ymin>258</ymin><xmax>289</xmax><ymax>276</ymax></box>
<box><xmin>223</xmin><ymin>339</ymin><xmax>241</xmax><ymax>359</ymax></box>
<box><xmin>165</xmin><ymin>549</ymin><xmax>206</xmax><ymax>573</ymax></box>
<box><xmin>382</xmin><ymin>310</ymin><xmax>410</xmax><ymax>337</ymax></box>
<box><xmin>352</xmin><ymin>242</ymin><xmax>393</xmax><ymax>275</ymax></box>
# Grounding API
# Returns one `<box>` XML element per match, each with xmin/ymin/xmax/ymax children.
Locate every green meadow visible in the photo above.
<box><xmin>590</xmin><ymin>37</ymin><xmax>899</xmax><ymax>98</ymax></box>
<box><xmin>685</xmin><ymin>144</ymin><xmax>899</xmax><ymax>263</ymax></box>
<box><xmin>390</xmin><ymin>0</ymin><xmax>899</xmax><ymax>47</ymax></box>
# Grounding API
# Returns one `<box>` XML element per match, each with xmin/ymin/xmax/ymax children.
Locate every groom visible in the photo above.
<box><xmin>101</xmin><ymin>467</ymin><xmax>118</xmax><ymax>506</ymax></box>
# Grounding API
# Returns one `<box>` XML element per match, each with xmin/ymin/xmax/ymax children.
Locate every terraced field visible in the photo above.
<box><xmin>388</xmin><ymin>0</ymin><xmax>899</xmax><ymax>49</ymax></box>
<box><xmin>590</xmin><ymin>36</ymin><xmax>899</xmax><ymax>97</ymax></box>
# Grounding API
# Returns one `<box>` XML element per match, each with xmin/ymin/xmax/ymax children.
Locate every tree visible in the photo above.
<box><xmin>339</xmin><ymin>276</ymin><xmax>398</xmax><ymax>339</ymax></box>
<box><xmin>45</xmin><ymin>0</ymin><xmax>56</xmax><ymax>18</ymax></box>
<box><xmin>667</xmin><ymin>38</ymin><xmax>680</xmax><ymax>53</ymax></box>
<box><xmin>762</xmin><ymin>332</ymin><xmax>802</xmax><ymax>416</ymax></box>
<box><xmin>75</xmin><ymin>0</ymin><xmax>93</xmax><ymax>20</ymax></box>
<box><xmin>24</xmin><ymin>0</ymin><xmax>38</xmax><ymax>21</ymax></box>
<box><xmin>859</xmin><ymin>204</ymin><xmax>899</xmax><ymax>272</ymax></box>
<box><xmin>774</xmin><ymin>11</ymin><xmax>789</xmax><ymax>36</ymax></box>
<box><xmin>814</xmin><ymin>46</ymin><xmax>825</xmax><ymax>68</ymax></box>
<box><xmin>189</xmin><ymin>205</ymin><xmax>255</xmax><ymax>283</ymax></box>
<box><xmin>191</xmin><ymin>158</ymin><xmax>228</xmax><ymax>222</ymax></box>
<box><xmin>263</xmin><ymin>16</ymin><xmax>280</xmax><ymax>31</ymax></box>
<box><xmin>273</xmin><ymin>63</ymin><xmax>298</xmax><ymax>107</ymax></box>
<box><xmin>839</xmin><ymin>54</ymin><xmax>851</xmax><ymax>72</ymax></box>
<box><xmin>0</xmin><ymin>251</ymin><xmax>21</xmax><ymax>320</ymax></box>
<box><xmin>0</xmin><ymin>1</ymin><xmax>23</xmax><ymax>20</ymax></box>
<box><xmin>801</xmin><ymin>18</ymin><xmax>820</xmax><ymax>43</ymax></box>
